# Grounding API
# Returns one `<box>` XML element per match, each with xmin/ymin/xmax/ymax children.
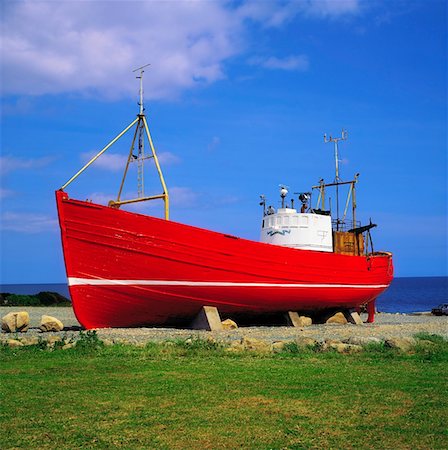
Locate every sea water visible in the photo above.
<box><xmin>1</xmin><ymin>277</ymin><xmax>447</xmax><ymax>314</ymax></box>
<box><xmin>376</xmin><ymin>276</ymin><xmax>447</xmax><ymax>313</ymax></box>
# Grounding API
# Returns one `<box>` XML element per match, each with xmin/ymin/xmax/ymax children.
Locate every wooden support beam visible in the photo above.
<box><xmin>190</xmin><ymin>306</ymin><xmax>223</xmax><ymax>331</ymax></box>
<box><xmin>286</xmin><ymin>311</ymin><xmax>302</xmax><ymax>327</ymax></box>
<box><xmin>285</xmin><ymin>311</ymin><xmax>312</xmax><ymax>327</ymax></box>
<box><xmin>344</xmin><ymin>309</ymin><xmax>363</xmax><ymax>325</ymax></box>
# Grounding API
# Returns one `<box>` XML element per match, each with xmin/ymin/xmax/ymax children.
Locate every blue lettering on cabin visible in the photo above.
<box><xmin>267</xmin><ymin>230</ymin><xmax>291</xmax><ymax>236</ymax></box>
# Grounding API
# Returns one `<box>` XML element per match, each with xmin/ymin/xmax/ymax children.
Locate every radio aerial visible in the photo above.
<box><xmin>133</xmin><ymin>63</ymin><xmax>151</xmax><ymax>115</ymax></box>
<box><xmin>323</xmin><ymin>129</ymin><xmax>348</xmax><ymax>230</ymax></box>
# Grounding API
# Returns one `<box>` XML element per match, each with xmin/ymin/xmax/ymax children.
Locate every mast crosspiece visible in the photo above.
<box><xmin>59</xmin><ymin>64</ymin><xmax>170</xmax><ymax>220</ymax></box>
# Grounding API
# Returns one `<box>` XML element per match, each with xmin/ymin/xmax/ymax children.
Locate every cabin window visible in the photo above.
<box><xmin>300</xmin><ymin>216</ymin><xmax>309</xmax><ymax>227</ymax></box>
<box><xmin>292</xmin><ymin>216</ymin><xmax>299</xmax><ymax>226</ymax></box>
<box><xmin>284</xmin><ymin>216</ymin><xmax>290</xmax><ymax>226</ymax></box>
<box><xmin>262</xmin><ymin>220</ymin><xmax>265</xmax><ymax>228</ymax></box>
<box><xmin>277</xmin><ymin>217</ymin><xmax>282</xmax><ymax>226</ymax></box>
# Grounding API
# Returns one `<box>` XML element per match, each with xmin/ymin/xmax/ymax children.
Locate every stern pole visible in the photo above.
<box><xmin>367</xmin><ymin>299</ymin><xmax>376</xmax><ymax>323</ymax></box>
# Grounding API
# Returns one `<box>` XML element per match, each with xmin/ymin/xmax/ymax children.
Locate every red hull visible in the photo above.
<box><xmin>56</xmin><ymin>190</ymin><xmax>393</xmax><ymax>328</ymax></box>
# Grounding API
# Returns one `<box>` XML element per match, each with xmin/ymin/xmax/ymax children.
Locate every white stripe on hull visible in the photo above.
<box><xmin>68</xmin><ymin>277</ymin><xmax>388</xmax><ymax>289</ymax></box>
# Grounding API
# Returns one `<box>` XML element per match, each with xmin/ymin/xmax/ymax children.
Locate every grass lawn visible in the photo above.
<box><xmin>1</xmin><ymin>335</ymin><xmax>447</xmax><ymax>449</ymax></box>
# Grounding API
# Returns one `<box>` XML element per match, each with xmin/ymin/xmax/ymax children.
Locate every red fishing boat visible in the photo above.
<box><xmin>56</xmin><ymin>68</ymin><xmax>393</xmax><ymax>329</ymax></box>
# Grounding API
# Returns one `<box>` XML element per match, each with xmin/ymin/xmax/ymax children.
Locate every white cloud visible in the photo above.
<box><xmin>0</xmin><ymin>155</ymin><xmax>54</xmax><ymax>175</ymax></box>
<box><xmin>2</xmin><ymin>1</ymin><xmax>241</xmax><ymax>99</ymax></box>
<box><xmin>237</xmin><ymin>0</ymin><xmax>360</xmax><ymax>27</ymax></box>
<box><xmin>1</xmin><ymin>0</ymin><xmax>361</xmax><ymax>99</ymax></box>
<box><xmin>158</xmin><ymin>152</ymin><xmax>181</xmax><ymax>165</ymax></box>
<box><xmin>236</xmin><ymin>1</ymin><xmax>296</xmax><ymax>28</ymax></box>
<box><xmin>170</xmin><ymin>187</ymin><xmax>200</xmax><ymax>207</ymax></box>
<box><xmin>249</xmin><ymin>55</ymin><xmax>309</xmax><ymax>71</ymax></box>
<box><xmin>1</xmin><ymin>211</ymin><xmax>58</xmax><ymax>233</ymax></box>
<box><xmin>304</xmin><ymin>0</ymin><xmax>361</xmax><ymax>18</ymax></box>
<box><xmin>81</xmin><ymin>152</ymin><xmax>127</xmax><ymax>172</ymax></box>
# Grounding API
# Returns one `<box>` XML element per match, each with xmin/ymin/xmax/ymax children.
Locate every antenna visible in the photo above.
<box><xmin>324</xmin><ymin>128</ymin><xmax>347</xmax><ymax>182</ymax></box>
<box><xmin>259</xmin><ymin>194</ymin><xmax>266</xmax><ymax>216</ymax></box>
<box><xmin>132</xmin><ymin>64</ymin><xmax>151</xmax><ymax>197</ymax></box>
<box><xmin>133</xmin><ymin>63</ymin><xmax>151</xmax><ymax>115</ymax></box>
<box><xmin>323</xmin><ymin>129</ymin><xmax>348</xmax><ymax>231</ymax></box>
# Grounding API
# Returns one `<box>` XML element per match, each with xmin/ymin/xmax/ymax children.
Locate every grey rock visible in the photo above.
<box><xmin>345</xmin><ymin>336</ymin><xmax>382</xmax><ymax>346</ymax></box>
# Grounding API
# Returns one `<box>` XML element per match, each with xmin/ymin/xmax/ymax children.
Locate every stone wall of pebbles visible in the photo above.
<box><xmin>1</xmin><ymin>307</ymin><xmax>447</xmax><ymax>353</ymax></box>
<box><xmin>2</xmin><ymin>333</ymin><xmax>437</xmax><ymax>354</ymax></box>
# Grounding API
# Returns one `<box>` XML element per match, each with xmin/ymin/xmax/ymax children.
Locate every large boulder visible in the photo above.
<box><xmin>1</xmin><ymin>311</ymin><xmax>30</xmax><ymax>333</ymax></box>
<box><xmin>326</xmin><ymin>312</ymin><xmax>348</xmax><ymax>325</ymax></box>
<box><xmin>221</xmin><ymin>319</ymin><xmax>238</xmax><ymax>330</ymax></box>
<box><xmin>39</xmin><ymin>315</ymin><xmax>64</xmax><ymax>332</ymax></box>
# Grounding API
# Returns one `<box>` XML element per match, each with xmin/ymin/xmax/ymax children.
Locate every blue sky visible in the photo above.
<box><xmin>1</xmin><ymin>0</ymin><xmax>446</xmax><ymax>283</ymax></box>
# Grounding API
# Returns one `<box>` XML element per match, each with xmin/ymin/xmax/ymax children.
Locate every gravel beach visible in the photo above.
<box><xmin>1</xmin><ymin>306</ymin><xmax>447</xmax><ymax>344</ymax></box>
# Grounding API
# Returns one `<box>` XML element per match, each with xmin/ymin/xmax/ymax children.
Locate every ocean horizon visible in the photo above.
<box><xmin>1</xmin><ymin>276</ymin><xmax>447</xmax><ymax>314</ymax></box>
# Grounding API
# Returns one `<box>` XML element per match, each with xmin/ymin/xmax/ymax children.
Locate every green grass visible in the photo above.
<box><xmin>1</xmin><ymin>335</ymin><xmax>447</xmax><ymax>449</ymax></box>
